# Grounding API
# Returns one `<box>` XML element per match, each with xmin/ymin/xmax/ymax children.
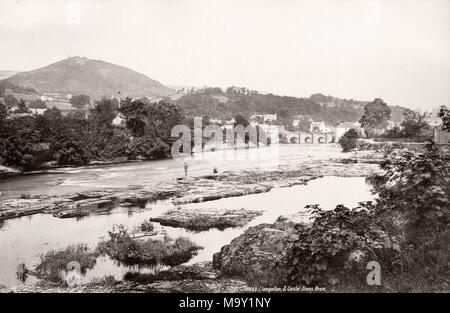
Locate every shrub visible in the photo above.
<box><xmin>383</xmin><ymin>229</ymin><xmax>450</xmax><ymax>292</ymax></box>
<box><xmin>96</xmin><ymin>225</ymin><xmax>202</xmax><ymax>268</ymax></box>
<box><xmin>19</xmin><ymin>193</ymin><xmax>32</xmax><ymax>199</ymax></box>
<box><xmin>34</xmin><ymin>244</ymin><xmax>97</xmax><ymax>284</ymax></box>
<box><xmin>369</xmin><ymin>143</ymin><xmax>450</xmax><ymax>243</ymax></box>
<box><xmin>89</xmin><ymin>275</ymin><xmax>118</xmax><ymax>286</ymax></box>
<box><xmin>126</xmin><ymin>136</ymin><xmax>171</xmax><ymax>160</ymax></box>
<box><xmin>16</xmin><ymin>262</ymin><xmax>29</xmax><ymax>282</ymax></box>
<box><xmin>338</xmin><ymin>129</ymin><xmax>359</xmax><ymax>152</ymax></box>
<box><xmin>134</xmin><ymin>220</ymin><xmax>154</xmax><ymax>233</ymax></box>
<box><xmin>50</xmin><ymin>129</ymin><xmax>91</xmax><ymax>166</ymax></box>
<box><xmin>288</xmin><ymin>203</ymin><xmax>400</xmax><ymax>289</ymax></box>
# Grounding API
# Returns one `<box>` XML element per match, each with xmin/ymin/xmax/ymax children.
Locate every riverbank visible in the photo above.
<box><xmin>0</xmin><ymin>261</ymin><xmax>250</xmax><ymax>293</ymax></box>
<box><xmin>0</xmin><ymin>165</ymin><xmax>21</xmax><ymax>178</ymax></box>
<box><xmin>0</xmin><ymin>157</ymin><xmax>141</xmax><ymax>180</ymax></box>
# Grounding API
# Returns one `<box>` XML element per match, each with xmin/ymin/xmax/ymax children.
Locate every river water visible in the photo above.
<box><xmin>0</xmin><ymin>145</ymin><xmax>373</xmax><ymax>287</ymax></box>
<box><xmin>0</xmin><ymin>144</ymin><xmax>349</xmax><ymax>199</ymax></box>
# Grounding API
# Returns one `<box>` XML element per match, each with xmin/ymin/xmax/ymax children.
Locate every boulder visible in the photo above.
<box><xmin>213</xmin><ymin>221</ymin><xmax>300</xmax><ymax>287</ymax></box>
<box><xmin>150</xmin><ymin>208</ymin><xmax>263</xmax><ymax>231</ymax></box>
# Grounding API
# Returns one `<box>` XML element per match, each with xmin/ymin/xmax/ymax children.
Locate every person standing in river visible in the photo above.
<box><xmin>184</xmin><ymin>162</ymin><xmax>188</xmax><ymax>177</ymax></box>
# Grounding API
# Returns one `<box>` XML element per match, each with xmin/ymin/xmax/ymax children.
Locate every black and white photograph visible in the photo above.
<box><xmin>0</xmin><ymin>0</ymin><xmax>449</xmax><ymax>300</ymax></box>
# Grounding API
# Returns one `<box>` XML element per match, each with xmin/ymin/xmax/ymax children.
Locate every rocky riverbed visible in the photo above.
<box><xmin>0</xmin><ymin>154</ymin><xmax>382</xmax><ymax>293</ymax></box>
<box><xmin>0</xmin><ymin>157</ymin><xmax>380</xmax><ymax>222</ymax></box>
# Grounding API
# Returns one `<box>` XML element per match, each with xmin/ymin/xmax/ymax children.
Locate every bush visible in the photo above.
<box><xmin>134</xmin><ymin>220</ymin><xmax>154</xmax><ymax>233</ymax></box>
<box><xmin>96</xmin><ymin>225</ymin><xmax>202</xmax><ymax>268</ymax></box>
<box><xmin>285</xmin><ymin>144</ymin><xmax>450</xmax><ymax>292</ymax></box>
<box><xmin>50</xmin><ymin>128</ymin><xmax>91</xmax><ymax>166</ymax></box>
<box><xmin>126</xmin><ymin>136</ymin><xmax>171</xmax><ymax>160</ymax></box>
<box><xmin>338</xmin><ymin>129</ymin><xmax>359</xmax><ymax>152</ymax></box>
<box><xmin>0</xmin><ymin>117</ymin><xmax>43</xmax><ymax>170</ymax></box>
<box><xmin>34</xmin><ymin>244</ymin><xmax>97</xmax><ymax>284</ymax></box>
<box><xmin>288</xmin><ymin>203</ymin><xmax>400</xmax><ymax>289</ymax></box>
<box><xmin>369</xmin><ymin>143</ymin><xmax>450</xmax><ymax>243</ymax></box>
<box><xmin>383</xmin><ymin>229</ymin><xmax>450</xmax><ymax>292</ymax></box>
<box><xmin>16</xmin><ymin>262</ymin><xmax>29</xmax><ymax>282</ymax></box>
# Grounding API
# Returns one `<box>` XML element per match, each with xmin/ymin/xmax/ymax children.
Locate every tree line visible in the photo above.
<box><xmin>0</xmin><ymin>96</ymin><xmax>186</xmax><ymax>171</ymax></box>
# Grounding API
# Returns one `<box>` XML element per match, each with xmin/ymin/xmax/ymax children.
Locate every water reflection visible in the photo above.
<box><xmin>0</xmin><ymin>176</ymin><xmax>373</xmax><ymax>287</ymax></box>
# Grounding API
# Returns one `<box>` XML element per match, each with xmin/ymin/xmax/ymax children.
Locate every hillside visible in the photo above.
<box><xmin>0</xmin><ymin>57</ymin><xmax>174</xmax><ymax>99</ymax></box>
<box><xmin>173</xmin><ymin>89</ymin><xmax>407</xmax><ymax>129</ymax></box>
<box><xmin>0</xmin><ymin>71</ymin><xmax>19</xmax><ymax>80</ymax></box>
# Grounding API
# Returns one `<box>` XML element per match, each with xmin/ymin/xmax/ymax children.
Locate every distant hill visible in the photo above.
<box><xmin>173</xmin><ymin>89</ymin><xmax>407</xmax><ymax>128</ymax></box>
<box><xmin>0</xmin><ymin>71</ymin><xmax>19</xmax><ymax>80</ymax></box>
<box><xmin>308</xmin><ymin>93</ymin><xmax>406</xmax><ymax>123</ymax></box>
<box><xmin>0</xmin><ymin>57</ymin><xmax>174</xmax><ymax>99</ymax></box>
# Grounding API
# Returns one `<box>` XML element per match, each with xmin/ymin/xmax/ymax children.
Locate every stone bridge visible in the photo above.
<box><xmin>285</xmin><ymin>131</ymin><xmax>335</xmax><ymax>144</ymax></box>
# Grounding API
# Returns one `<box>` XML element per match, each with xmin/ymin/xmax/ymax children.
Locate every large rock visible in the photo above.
<box><xmin>150</xmin><ymin>208</ymin><xmax>263</xmax><ymax>231</ymax></box>
<box><xmin>213</xmin><ymin>221</ymin><xmax>301</xmax><ymax>287</ymax></box>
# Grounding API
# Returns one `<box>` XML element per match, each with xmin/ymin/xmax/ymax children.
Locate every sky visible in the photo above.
<box><xmin>0</xmin><ymin>0</ymin><xmax>449</xmax><ymax>110</ymax></box>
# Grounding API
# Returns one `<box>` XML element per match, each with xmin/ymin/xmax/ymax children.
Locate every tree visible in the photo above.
<box><xmin>234</xmin><ymin>114</ymin><xmax>249</xmax><ymax>127</ymax></box>
<box><xmin>35</xmin><ymin>108</ymin><xmax>63</xmax><ymax>141</ymax></box>
<box><xmin>359</xmin><ymin>98</ymin><xmax>391</xmax><ymax>137</ymax></box>
<box><xmin>0</xmin><ymin>116</ymin><xmax>41</xmax><ymax>170</ymax></box>
<box><xmin>16</xmin><ymin>99</ymin><xmax>30</xmax><ymax>113</ymax></box>
<box><xmin>117</xmin><ymin>97</ymin><xmax>148</xmax><ymax>137</ymax></box>
<box><xmin>338</xmin><ymin>128</ymin><xmax>359</xmax><ymax>152</ymax></box>
<box><xmin>70</xmin><ymin>94</ymin><xmax>91</xmax><ymax>110</ymax></box>
<box><xmin>0</xmin><ymin>101</ymin><xmax>7</xmax><ymax>121</ymax></box>
<box><xmin>50</xmin><ymin>127</ymin><xmax>90</xmax><ymax>166</ymax></box>
<box><xmin>145</xmin><ymin>101</ymin><xmax>186</xmax><ymax>142</ymax></box>
<box><xmin>438</xmin><ymin>105</ymin><xmax>450</xmax><ymax>131</ymax></box>
<box><xmin>0</xmin><ymin>84</ymin><xmax>5</xmax><ymax>97</ymax></box>
<box><xmin>4</xmin><ymin>94</ymin><xmax>18</xmax><ymax>108</ymax></box>
<box><xmin>89</xmin><ymin>98</ymin><xmax>117</xmax><ymax>130</ymax></box>
<box><xmin>401</xmin><ymin>109</ymin><xmax>431</xmax><ymax>140</ymax></box>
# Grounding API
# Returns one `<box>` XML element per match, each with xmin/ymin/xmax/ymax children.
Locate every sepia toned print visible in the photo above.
<box><xmin>0</xmin><ymin>0</ymin><xmax>449</xmax><ymax>296</ymax></box>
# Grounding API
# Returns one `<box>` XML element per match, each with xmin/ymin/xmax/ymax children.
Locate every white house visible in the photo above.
<box><xmin>310</xmin><ymin>121</ymin><xmax>332</xmax><ymax>132</ymax></box>
<box><xmin>209</xmin><ymin>118</ymin><xmax>222</xmax><ymax>125</ymax></box>
<box><xmin>335</xmin><ymin>122</ymin><xmax>364</xmax><ymax>140</ymax></box>
<box><xmin>250</xmin><ymin>113</ymin><xmax>277</xmax><ymax>123</ymax></box>
<box><xmin>222</xmin><ymin>118</ymin><xmax>236</xmax><ymax>130</ymax></box>
<box><xmin>112</xmin><ymin>115</ymin><xmax>125</xmax><ymax>126</ymax></box>
<box><xmin>29</xmin><ymin>108</ymin><xmax>47</xmax><ymax>115</ymax></box>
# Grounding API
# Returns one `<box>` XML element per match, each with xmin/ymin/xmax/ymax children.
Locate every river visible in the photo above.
<box><xmin>0</xmin><ymin>145</ymin><xmax>373</xmax><ymax>288</ymax></box>
<box><xmin>0</xmin><ymin>144</ymin><xmax>348</xmax><ymax>199</ymax></box>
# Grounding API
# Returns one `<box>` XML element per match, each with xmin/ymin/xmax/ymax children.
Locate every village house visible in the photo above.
<box><xmin>250</xmin><ymin>113</ymin><xmax>277</xmax><ymax>123</ymax></box>
<box><xmin>222</xmin><ymin>118</ymin><xmax>236</xmax><ymax>130</ymax></box>
<box><xmin>208</xmin><ymin>118</ymin><xmax>222</xmax><ymax>125</ymax></box>
<box><xmin>310</xmin><ymin>121</ymin><xmax>332</xmax><ymax>133</ymax></box>
<box><xmin>335</xmin><ymin>121</ymin><xmax>364</xmax><ymax>140</ymax></box>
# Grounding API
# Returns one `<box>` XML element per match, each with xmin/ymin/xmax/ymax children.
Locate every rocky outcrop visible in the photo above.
<box><xmin>0</xmin><ymin>186</ymin><xmax>180</xmax><ymax>220</ymax></box>
<box><xmin>213</xmin><ymin>221</ymin><xmax>301</xmax><ymax>287</ymax></box>
<box><xmin>150</xmin><ymin>208</ymin><xmax>263</xmax><ymax>231</ymax></box>
<box><xmin>0</xmin><ymin>157</ymin><xmax>379</xmax><ymax>221</ymax></box>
